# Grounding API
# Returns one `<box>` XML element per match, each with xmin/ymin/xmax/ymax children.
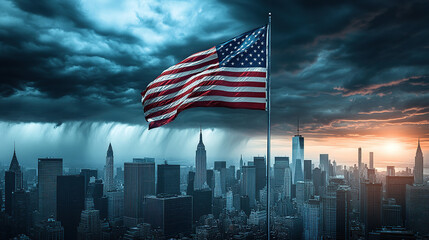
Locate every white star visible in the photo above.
<box><xmin>258</xmin><ymin>46</ymin><xmax>260</xmax><ymax>49</ymax></box>
<box><xmin>232</xmin><ymin>62</ymin><xmax>234</xmax><ymax>65</ymax></box>
<box><xmin>259</xmin><ymin>62</ymin><xmax>261</xmax><ymax>65</ymax></box>
<box><xmin>234</xmin><ymin>46</ymin><xmax>237</xmax><ymax>49</ymax></box>
<box><xmin>254</xmin><ymin>58</ymin><xmax>257</xmax><ymax>61</ymax></box>
<box><xmin>250</xmin><ymin>62</ymin><xmax>253</xmax><ymax>65</ymax></box>
<box><xmin>258</xmin><ymin>54</ymin><xmax>260</xmax><ymax>57</ymax></box>
<box><xmin>229</xmin><ymin>43</ymin><xmax>232</xmax><ymax>46</ymax></box>
<box><xmin>241</xmin><ymin>62</ymin><xmax>244</xmax><ymax>65</ymax></box>
<box><xmin>249</xmin><ymin>54</ymin><xmax>252</xmax><ymax>57</ymax></box>
<box><xmin>245</xmin><ymin>58</ymin><xmax>248</xmax><ymax>61</ymax></box>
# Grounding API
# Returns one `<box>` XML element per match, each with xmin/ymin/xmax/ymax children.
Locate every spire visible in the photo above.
<box><xmin>297</xmin><ymin>117</ymin><xmax>300</xmax><ymax>136</ymax></box>
<box><xmin>199</xmin><ymin>127</ymin><xmax>203</xmax><ymax>143</ymax></box>
<box><xmin>416</xmin><ymin>138</ymin><xmax>422</xmax><ymax>155</ymax></box>
<box><xmin>107</xmin><ymin>143</ymin><xmax>113</xmax><ymax>156</ymax></box>
<box><xmin>9</xmin><ymin>143</ymin><xmax>20</xmax><ymax>172</ymax></box>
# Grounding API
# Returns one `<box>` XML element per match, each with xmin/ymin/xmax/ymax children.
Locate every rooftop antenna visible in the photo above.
<box><xmin>297</xmin><ymin>117</ymin><xmax>300</xmax><ymax>136</ymax></box>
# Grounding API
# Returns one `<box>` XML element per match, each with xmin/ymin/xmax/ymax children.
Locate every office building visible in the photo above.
<box><xmin>322</xmin><ymin>185</ymin><xmax>337</xmax><ymax>239</ymax></box>
<box><xmin>104</xmin><ymin>143</ymin><xmax>115</xmax><ymax>192</ymax></box>
<box><xmin>406</xmin><ymin>184</ymin><xmax>429</xmax><ymax>235</ymax></box>
<box><xmin>284</xmin><ymin>165</ymin><xmax>292</xmax><ymax>199</ymax></box>
<box><xmin>124</xmin><ymin>161</ymin><xmax>155</xmax><ymax>227</ymax></box>
<box><xmin>304</xmin><ymin>198</ymin><xmax>320</xmax><ymax>240</ymax></box>
<box><xmin>144</xmin><ymin>195</ymin><xmax>192</xmax><ymax>237</ymax></box>
<box><xmin>386</xmin><ymin>176</ymin><xmax>413</xmax><ymax>225</ymax></box>
<box><xmin>387</xmin><ymin>166</ymin><xmax>395</xmax><ymax>176</ymax></box>
<box><xmin>241</xmin><ymin>165</ymin><xmax>256</xmax><ymax>207</ymax></box>
<box><xmin>34</xmin><ymin>218</ymin><xmax>64</xmax><ymax>240</ymax></box>
<box><xmin>304</xmin><ymin>160</ymin><xmax>312</xmax><ymax>180</ymax></box>
<box><xmin>38</xmin><ymin>158</ymin><xmax>63</xmax><ymax>219</ymax></box>
<box><xmin>194</xmin><ymin>129</ymin><xmax>207</xmax><ymax>190</ymax></box>
<box><xmin>57</xmin><ymin>175</ymin><xmax>85</xmax><ymax>240</ymax></box>
<box><xmin>77</xmin><ymin>210</ymin><xmax>101</xmax><ymax>240</ymax></box>
<box><xmin>382</xmin><ymin>199</ymin><xmax>402</xmax><ymax>227</ymax></box>
<box><xmin>274</xmin><ymin>157</ymin><xmax>289</xmax><ymax>188</ymax></box>
<box><xmin>369</xmin><ymin>152</ymin><xmax>374</xmax><ymax>169</ymax></box>
<box><xmin>192</xmin><ymin>189</ymin><xmax>212</xmax><ymax>221</ymax></box>
<box><xmin>214</xmin><ymin>161</ymin><xmax>226</xmax><ymax>171</ymax></box>
<box><xmin>361</xmin><ymin>182</ymin><xmax>382</xmax><ymax>236</ymax></box>
<box><xmin>12</xmin><ymin>189</ymin><xmax>31</xmax><ymax>234</ymax></box>
<box><xmin>358</xmin><ymin>148</ymin><xmax>362</xmax><ymax>174</ymax></box>
<box><xmin>157</xmin><ymin>163</ymin><xmax>180</xmax><ymax>195</ymax></box>
<box><xmin>240</xmin><ymin>195</ymin><xmax>251</xmax><ymax>216</ymax></box>
<box><xmin>254</xmin><ymin>156</ymin><xmax>266</xmax><ymax>200</ymax></box>
<box><xmin>9</xmin><ymin>146</ymin><xmax>23</xmax><ymax>190</ymax></box>
<box><xmin>336</xmin><ymin>186</ymin><xmax>351</xmax><ymax>240</ymax></box>
<box><xmin>5</xmin><ymin>171</ymin><xmax>15</xmax><ymax>215</ymax></box>
<box><xmin>80</xmin><ymin>169</ymin><xmax>97</xmax><ymax>190</ymax></box>
<box><xmin>313</xmin><ymin>167</ymin><xmax>322</xmax><ymax>195</ymax></box>
<box><xmin>320</xmin><ymin>154</ymin><xmax>329</xmax><ymax>184</ymax></box>
<box><xmin>414</xmin><ymin>139</ymin><xmax>423</xmax><ymax>184</ymax></box>
<box><xmin>107</xmin><ymin>190</ymin><xmax>124</xmax><ymax>222</ymax></box>
<box><xmin>186</xmin><ymin>171</ymin><xmax>195</xmax><ymax>195</ymax></box>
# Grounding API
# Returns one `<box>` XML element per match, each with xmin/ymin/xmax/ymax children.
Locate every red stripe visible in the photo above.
<box><xmin>145</xmin><ymin>91</ymin><xmax>265</xmax><ymax>119</ymax></box>
<box><xmin>144</xmin><ymin>79</ymin><xmax>265</xmax><ymax>104</ymax></box>
<box><xmin>143</xmin><ymin>81</ymin><xmax>266</xmax><ymax>111</ymax></box>
<box><xmin>148</xmin><ymin>101</ymin><xmax>266</xmax><ymax>129</ymax></box>
<box><xmin>143</xmin><ymin>70</ymin><xmax>266</xmax><ymax>96</ymax></box>
<box><xmin>158</xmin><ymin>58</ymin><xmax>219</xmax><ymax>77</ymax></box>
<box><xmin>175</xmin><ymin>50</ymin><xmax>217</xmax><ymax>65</ymax></box>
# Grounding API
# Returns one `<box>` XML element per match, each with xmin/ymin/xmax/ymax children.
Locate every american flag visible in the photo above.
<box><xmin>141</xmin><ymin>25</ymin><xmax>268</xmax><ymax>129</ymax></box>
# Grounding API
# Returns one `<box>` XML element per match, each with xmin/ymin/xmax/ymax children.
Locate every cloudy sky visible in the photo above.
<box><xmin>1</xmin><ymin>0</ymin><xmax>428</xmax><ymax>169</ymax></box>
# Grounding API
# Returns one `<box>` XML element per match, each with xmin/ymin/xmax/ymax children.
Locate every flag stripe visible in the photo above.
<box><xmin>148</xmin><ymin>96</ymin><xmax>266</xmax><ymax>121</ymax></box>
<box><xmin>148</xmin><ymin>101</ymin><xmax>265</xmax><ymax>129</ymax></box>
<box><xmin>144</xmin><ymin>68</ymin><xmax>266</xmax><ymax>97</ymax></box>
<box><xmin>158</xmin><ymin>58</ymin><xmax>219</xmax><ymax>78</ymax></box>
<box><xmin>144</xmin><ymin>85</ymin><xmax>266</xmax><ymax>112</ymax></box>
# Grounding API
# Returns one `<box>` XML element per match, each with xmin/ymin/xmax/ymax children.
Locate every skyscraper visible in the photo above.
<box><xmin>387</xmin><ymin>166</ymin><xmax>395</xmax><ymax>176</ymax></box>
<box><xmin>194</xmin><ymin>129</ymin><xmax>207</xmax><ymax>190</ymax></box>
<box><xmin>358</xmin><ymin>147</ymin><xmax>362</xmax><ymax>174</ymax></box>
<box><xmin>304</xmin><ymin>160</ymin><xmax>312</xmax><ymax>180</ymax></box>
<box><xmin>283</xmin><ymin>165</ymin><xmax>292</xmax><ymax>199</ymax></box>
<box><xmin>361</xmin><ymin>182</ymin><xmax>382</xmax><ymax>236</ymax></box>
<box><xmin>274</xmin><ymin>157</ymin><xmax>289</xmax><ymax>188</ymax></box>
<box><xmin>336</xmin><ymin>186</ymin><xmax>351</xmax><ymax>240</ymax></box>
<box><xmin>320</xmin><ymin>154</ymin><xmax>329</xmax><ymax>184</ymax></box>
<box><xmin>406</xmin><ymin>184</ymin><xmax>429</xmax><ymax>235</ymax></box>
<box><xmin>304</xmin><ymin>198</ymin><xmax>320</xmax><ymax>240</ymax></box>
<box><xmin>369</xmin><ymin>152</ymin><xmax>374</xmax><ymax>169</ymax></box>
<box><xmin>57</xmin><ymin>175</ymin><xmax>85</xmax><ymax>240</ymax></box>
<box><xmin>124</xmin><ymin>161</ymin><xmax>155</xmax><ymax>227</ymax></box>
<box><xmin>386</xmin><ymin>176</ymin><xmax>414</xmax><ymax>226</ymax></box>
<box><xmin>104</xmin><ymin>143</ymin><xmax>115</xmax><ymax>192</ymax></box>
<box><xmin>414</xmin><ymin>138</ymin><xmax>423</xmax><ymax>185</ymax></box>
<box><xmin>292</xmin><ymin>125</ymin><xmax>304</xmax><ymax>183</ymax></box>
<box><xmin>241</xmin><ymin>165</ymin><xmax>256</xmax><ymax>207</ymax></box>
<box><xmin>144</xmin><ymin>195</ymin><xmax>192</xmax><ymax>237</ymax></box>
<box><xmin>254</xmin><ymin>156</ymin><xmax>266</xmax><ymax>200</ymax></box>
<box><xmin>38</xmin><ymin>158</ymin><xmax>63</xmax><ymax>220</ymax></box>
<box><xmin>5</xmin><ymin>171</ymin><xmax>15</xmax><ymax>216</ymax></box>
<box><xmin>9</xmin><ymin>146</ymin><xmax>23</xmax><ymax>190</ymax></box>
<box><xmin>157</xmin><ymin>163</ymin><xmax>180</xmax><ymax>195</ymax></box>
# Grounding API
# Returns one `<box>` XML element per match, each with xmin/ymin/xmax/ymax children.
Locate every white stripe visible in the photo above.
<box><xmin>149</xmin><ymin>62</ymin><xmax>219</xmax><ymax>86</ymax></box>
<box><xmin>187</xmin><ymin>47</ymin><xmax>216</xmax><ymax>58</ymax></box>
<box><xmin>145</xmin><ymin>81</ymin><xmax>266</xmax><ymax>116</ymax></box>
<box><xmin>144</xmin><ymin>77</ymin><xmax>266</xmax><ymax>107</ymax></box>
<box><xmin>146</xmin><ymin>96</ymin><xmax>266</xmax><ymax>122</ymax></box>
<box><xmin>163</xmin><ymin>52</ymin><xmax>217</xmax><ymax>72</ymax></box>
<box><xmin>145</xmin><ymin>66</ymin><xmax>266</xmax><ymax>97</ymax></box>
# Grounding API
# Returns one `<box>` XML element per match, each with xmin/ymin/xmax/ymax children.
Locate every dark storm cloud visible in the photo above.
<box><xmin>0</xmin><ymin>0</ymin><xmax>428</xmax><ymax>138</ymax></box>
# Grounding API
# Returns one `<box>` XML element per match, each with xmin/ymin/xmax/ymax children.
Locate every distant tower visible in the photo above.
<box><xmin>369</xmin><ymin>152</ymin><xmax>374</xmax><ymax>169</ymax></box>
<box><xmin>292</xmin><ymin>118</ymin><xmax>304</xmax><ymax>183</ymax></box>
<box><xmin>104</xmin><ymin>143</ymin><xmax>114</xmax><ymax>192</ymax></box>
<box><xmin>9</xmin><ymin>144</ymin><xmax>23</xmax><ymax>190</ymax></box>
<box><xmin>194</xmin><ymin>128</ymin><xmax>207</xmax><ymax>190</ymax></box>
<box><xmin>358</xmin><ymin>147</ymin><xmax>362</xmax><ymax>175</ymax></box>
<box><xmin>240</xmin><ymin>155</ymin><xmax>243</xmax><ymax>170</ymax></box>
<box><xmin>414</xmin><ymin>139</ymin><xmax>424</xmax><ymax>185</ymax></box>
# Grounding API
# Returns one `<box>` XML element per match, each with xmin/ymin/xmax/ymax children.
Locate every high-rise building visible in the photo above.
<box><xmin>107</xmin><ymin>190</ymin><xmax>124</xmax><ymax>223</ymax></box>
<box><xmin>322</xmin><ymin>185</ymin><xmax>337</xmax><ymax>239</ymax></box>
<box><xmin>284</xmin><ymin>165</ymin><xmax>292</xmax><ymax>199</ymax></box>
<box><xmin>12</xmin><ymin>189</ymin><xmax>31</xmax><ymax>234</ymax></box>
<box><xmin>57</xmin><ymin>175</ymin><xmax>85</xmax><ymax>240</ymax></box>
<box><xmin>241</xmin><ymin>165</ymin><xmax>256</xmax><ymax>207</ymax></box>
<box><xmin>206</xmin><ymin>169</ymin><xmax>214</xmax><ymax>190</ymax></box>
<box><xmin>144</xmin><ymin>195</ymin><xmax>192</xmax><ymax>237</ymax></box>
<box><xmin>386</xmin><ymin>176</ymin><xmax>413</xmax><ymax>225</ymax></box>
<box><xmin>358</xmin><ymin>147</ymin><xmax>362</xmax><ymax>174</ymax></box>
<box><xmin>194</xmin><ymin>129</ymin><xmax>207</xmax><ymax>190</ymax></box>
<box><xmin>226</xmin><ymin>190</ymin><xmax>234</xmax><ymax>211</ymax></box>
<box><xmin>239</xmin><ymin>155</ymin><xmax>243</xmax><ymax>169</ymax></box>
<box><xmin>414</xmin><ymin>139</ymin><xmax>424</xmax><ymax>185</ymax></box>
<box><xmin>406</xmin><ymin>184</ymin><xmax>429</xmax><ymax>235</ymax></box>
<box><xmin>254</xmin><ymin>157</ymin><xmax>266</xmax><ymax>200</ymax></box>
<box><xmin>361</xmin><ymin>182</ymin><xmax>382</xmax><ymax>236</ymax></box>
<box><xmin>186</xmin><ymin>171</ymin><xmax>195</xmax><ymax>195</ymax></box>
<box><xmin>213</xmin><ymin>170</ymin><xmax>222</xmax><ymax>197</ymax></box>
<box><xmin>294</xmin><ymin>159</ymin><xmax>304</xmax><ymax>183</ymax></box>
<box><xmin>104</xmin><ymin>143</ymin><xmax>115</xmax><ymax>192</ymax></box>
<box><xmin>80</xmin><ymin>169</ymin><xmax>97</xmax><ymax>190</ymax></box>
<box><xmin>192</xmin><ymin>189</ymin><xmax>212</xmax><ymax>221</ymax></box>
<box><xmin>387</xmin><ymin>166</ymin><xmax>395</xmax><ymax>176</ymax></box>
<box><xmin>5</xmin><ymin>171</ymin><xmax>15</xmax><ymax>215</ymax></box>
<box><xmin>157</xmin><ymin>164</ymin><xmax>180</xmax><ymax>195</ymax></box>
<box><xmin>320</xmin><ymin>154</ymin><xmax>329</xmax><ymax>184</ymax></box>
<box><xmin>312</xmin><ymin>167</ymin><xmax>322</xmax><ymax>196</ymax></box>
<box><xmin>77</xmin><ymin>210</ymin><xmax>101</xmax><ymax>240</ymax></box>
<box><xmin>124</xmin><ymin>162</ymin><xmax>155</xmax><ymax>227</ymax></box>
<box><xmin>369</xmin><ymin>152</ymin><xmax>374</xmax><ymax>169</ymax></box>
<box><xmin>274</xmin><ymin>157</ymin><xmax>289</xmax><ymax>188</ymax></box>
<box><xmin>304</xmin><ymin>160</ymin><xmax>312</xmax><ymax>180</ymax></box>
<box><xmin>34</xmin><ymin>218</ymin><xmax>64</xmax><ymax>240</ymax></box>
<box><xmin>303</xmin><ymin>198</ymin><xmax>320</xmax><ymax>240</ymax></box>
<box><xmin>382</xmin><ymin>199</ymin><xmax>402</xmax><ymax>227</ymax></box>
<box><xmin>296</xmin><ymin>181</ymin><xmax>314</xmax><ymax>212</ymax></box>
<box><xmin>292</xmin><ymin>127</ymin><xmax>304</xmax><ymax>183</ymax></box>
<box><xmin>336</xmin><ymin>186</ymin><xmax>351</xmax><ymax>240</ymax></box>
<box><xmin>367</xmin><ymin>168</ymin><xmax>376</xmax><ymax>183</ymax></box>
<box><xmin>9</xmin><ymin>146</ymin><xmax>23</xmax><ymax>190</ymax></box>
<box><xmin>38</xmin><ymin>158</ymin><xmax>63</xmax><ymax>220</ymax></box>
<box><xmin>214</xmin><ymin>161</ymin><xmax>226</xmax><ymax>171</ymax></box>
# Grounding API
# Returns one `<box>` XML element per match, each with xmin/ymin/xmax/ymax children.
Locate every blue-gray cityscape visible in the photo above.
<box><xmin>0</xmin><ymin>129</ymin><xmax>427</xmax><ymax>239</ymax></box>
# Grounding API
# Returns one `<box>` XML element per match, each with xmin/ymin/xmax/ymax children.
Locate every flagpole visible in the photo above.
<box><xmin>266</xmin><ymin>12</ymin><xmax>272</xmax><ymax>240</ymax></box>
